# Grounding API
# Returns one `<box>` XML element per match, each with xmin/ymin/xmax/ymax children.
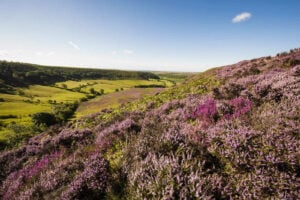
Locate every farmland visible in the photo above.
<box><xmin>76</xmin><ymin>88</ymin><xmax>164</xmax><ymax>118</ymax></box>
<box><xmin>0</xmin><ymin>72</ymin><xmax>188</xmax><ymax>148</ymax></box>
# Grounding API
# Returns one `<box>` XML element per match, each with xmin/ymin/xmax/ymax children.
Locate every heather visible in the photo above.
<box><xmin>0</xmin><ymin>49</ymin><xmax>299</xmax><ymax>199</ymax></box>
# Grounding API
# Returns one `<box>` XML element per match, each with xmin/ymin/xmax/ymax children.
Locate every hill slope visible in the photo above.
<box><xmin>0</xmin><ymin>61</ymin><xmax>159</xmax><ymax>93</ymax></box>
<box><xmin>0</xmin><ymin>49</ymin><xmax>299</xmax><ymax>199</ymax></box>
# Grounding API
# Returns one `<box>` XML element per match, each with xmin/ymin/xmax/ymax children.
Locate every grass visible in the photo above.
<box><xmin>21</xmin><ymin>85</ymin><xmax>86</xmax><ymax>103</ymax></box>
<box><xmin>0</xmin><ymin>79</ymin><xmax>168</xmax><ymax>126</ymax></box>
<box><xmin>0</xmin><ymin>74</ymin><xmax>189</xmax><ymax>148</ymax></box>
<box><xmin>76</xmin><ymin>88</ymin><xmax>164</xmax><ymax>118</ymax></box>
<box><xmin>55</xmin><ymin>79</ymin><xmax>166</xmax><ymax>94</ymax></box>
<box><xmin>0</xmin><ymin>86</ymin><xmax>83</xmax><ymax>146</ymax></box>
<box><xmin>153</xmin><ymin>72</ymin><xmax>195</xmax><ymax>83</ymax></box>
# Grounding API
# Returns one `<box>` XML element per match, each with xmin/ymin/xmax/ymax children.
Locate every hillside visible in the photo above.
<box><xmin>0</xmin><ymin>61</ymin><xmax>159</xmax><ymax>93</ymax></box>
<box><xmin>0</xmin><ymin>62</ymin><xmax>170</xmax><ymax>150</ymax></box>
<box><xmin>0</xmin><ymin>49</ymin><xmax>299</xmax><ymax>199</ymax></box>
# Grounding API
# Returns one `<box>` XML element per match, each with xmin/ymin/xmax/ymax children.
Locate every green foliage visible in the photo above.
<box><xmin>32</xmin><ymin>112</ymin><xmax>57</xmax><ymax>126</ymax></box>
<box><xmin>0</xmin><ymin>123</ymin><xmax>44</xmax><ymax>150</ymax></box>
<box><xmin>52</xmin><ymin>102</ymin><xmax>79</xmax><ymax>122</ymax></box>
<box><xmin>0</xmin><ymin>115</ymin><xmax>17</xmax><ymax>119</ymax></box>
<box><xmin>61</xmin><ymin>83</ymin><xmax>68</xmax><ymax>89</ymax></box>
<box><xmin>89</xmin><ymin>87</ymin><xmax>96</xmax><ymax>94</ymax></box>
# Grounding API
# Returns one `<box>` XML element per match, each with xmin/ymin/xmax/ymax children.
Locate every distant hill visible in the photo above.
<box><xmin>0</xmin><ymin>61</ymin><xmax>159</xmax><ymax>93</ymax></box>
<box><xmin>0</xmin><ymin>48</ymin><xmax>299</xmax><ymax>199</ymax></box>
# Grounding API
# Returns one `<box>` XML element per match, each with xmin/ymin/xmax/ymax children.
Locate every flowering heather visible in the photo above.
<box><xmin>226</xmin><ymin>97</ymin><xmax>252</xmax><ymax>119</ymax></box>
<box><xmin>62</xmin><ymin>153</ymin><xmax>109</xmax><ymax>200</ymax></box>
<box><xmin>192</xmin><ymin>99</ymin><xmax>217</xmax><ymax>123</ymax></box>
<box><xmin>0</xmin><ymin>49</ymin><xmax>299</xmax><ymax>199</ymax></box>
<box><xmin>1</xmin><ymin>151</ymin><xmax>60</xmax><ymax>199</ymax></box>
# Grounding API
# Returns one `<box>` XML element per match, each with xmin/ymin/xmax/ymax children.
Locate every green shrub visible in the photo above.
<box><xmin>32</xmin><ymin>112</ymin><xmax>57</xmax><ymax>126</ymax></box>
<box><xmin>52</xmin><ymin>102</ymin><xmax>79</xmax><ymax>122</ymax></box>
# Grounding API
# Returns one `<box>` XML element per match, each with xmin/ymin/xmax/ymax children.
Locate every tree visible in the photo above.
<box><xmin>32</xmin><ymin>112</ymin><xmax>57</xmax><ymax>126</ymax></box>
<box><xmin>62</xmin><ymin>83</ymin><xmax>68</xmax><ymax>89</ymax></box>
<box><xmin>90</xmin><ymin>88</ymin><xmax>96</xmax><ymax>94</ymax></box>
<box><xmin>100</xmin><ymin>89</ymin><xmax>104</xmax><ymax>95</ymax></box>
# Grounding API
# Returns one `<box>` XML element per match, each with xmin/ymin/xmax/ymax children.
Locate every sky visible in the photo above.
<box><xmin>0</xmin><ymin>0</ymin><xmax>300</xmax><ymax>72</ymax></box>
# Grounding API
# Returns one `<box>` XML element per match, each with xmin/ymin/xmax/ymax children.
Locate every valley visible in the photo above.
<box><xmin>0</xmin><ymin>61</ymin><xmax>190</xmax><ymax>149</ymax></box>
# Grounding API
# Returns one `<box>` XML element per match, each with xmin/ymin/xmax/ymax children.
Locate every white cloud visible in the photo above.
<box><xmin>123</xmin><ymin>49</ymin><xmax>134</xmax><ymax>54</ymax></box>
<box><xmin>68</xmin><ymin>41</ymin><xmax>80</xmax><ymax>50</ymax></box>
<box><xmin>111</xmin><ymin>50</ymin><xmax>117</xmax><ymax>55</ymax></box>
<box><xmin>232</xmin><ymin>12</ymin><xmax>252</xmax><ymax>23</ymax></box>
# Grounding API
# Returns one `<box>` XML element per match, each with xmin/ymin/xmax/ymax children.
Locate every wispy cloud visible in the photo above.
<box><xmin>123</xmin><ymin>49</ymin><xmax>134</xmax><ymax>54</ymax></box>
<box><xmin>232</xmin><ymin>12</ymin><xmax>252</xmax><ymax>23</ymax></box>
<box><xmin>68</xmin><ymin>41</ymin><xmax>80</xmax><ymax>50</ymax></box>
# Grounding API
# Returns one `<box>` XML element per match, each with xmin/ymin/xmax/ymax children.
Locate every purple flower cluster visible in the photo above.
<box><xmin>192</xmin><ymin>99</ymin><xmax>217</xmax><ymax>123</ymax></box>
<box><xmin>2</xmin><ymin>151</ymin><xmax>60</xmax><ymax>199</ymax></box>
<box><xmin>226</xmin><ymin>97</ymin><xmax>252</xmax><ymax>119</ymax></box>
<box><xmin>62</xmin><ymin>153</ymin><xmax>109</xmax><ymax>200</ymax></box>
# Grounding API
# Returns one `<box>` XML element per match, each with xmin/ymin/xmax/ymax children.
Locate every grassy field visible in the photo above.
<box><xmin>75</xmin><ymin>88</ymin><xmax>164</xmax><ymax>118</ymax></box>
<box><xmin>0</xmin><ymin>74</ymin><xmax>189</xmax><ymax>147</ymax></box>
<box><xmin>0</xmin><ymin>86</ymin><xmax>85</xmax><ymax>125</ymax></box>
<box><xmin>0</xmin><ymin>79</ymin><xmax>166</xmax><ymax>126</ymax></box>
<box><xmin>152</xmin><ymin>71</ymin><xmax>195</xmax><ymax>84</ymax></box>
<box><xmin>55</xmin><ymin>79</ymin><xmax>166</xmax><ymax>93</ymax></box>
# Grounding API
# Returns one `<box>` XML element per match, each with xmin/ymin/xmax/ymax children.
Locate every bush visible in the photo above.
<box><xmin>89</xmin><ymin>87</ymin><xmax>96</xmax><ymax>94</ymax></box>
<box><xmin>0</xmin><ymin>115</ymin><xmax>17</xmax><ymax>119</ymax></box>
<box><xmin>32</xmin><ymin>112</ymin><xmax>57</xmax><ymax>126</ymax></box>
<box><xmin>223</xmin><ymin>83</ymin><xmax>245</xmax><ymax>99</ymax></box>
<box><xmin>52</xmin><ymin>102</ymin><xmax>79</xmax><ymax>122</ymax></box>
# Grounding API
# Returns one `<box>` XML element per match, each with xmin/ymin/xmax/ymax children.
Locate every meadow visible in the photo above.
<box><xmin>76</xmin><ymin>88</ymin><xmax>164</xmax><ymax>118</ymax></box>
<box><xmin>0</xmin><ymin>74</ymin><xmax>186</xmax><ymax>148</ymax></box>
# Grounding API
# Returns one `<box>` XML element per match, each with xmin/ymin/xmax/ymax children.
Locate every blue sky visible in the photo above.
<box><xmin>0</xmin><ymin>0</ymin><xmax>300</xmax><ymax>72</ymax></box>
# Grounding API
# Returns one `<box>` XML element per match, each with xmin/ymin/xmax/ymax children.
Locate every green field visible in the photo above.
<box><xmin>55</xmin><ymin>79</ymin><xmax>166</xmax><ymax>93</ymax></box>
<box><xmin>76</xmin><ymin>88</ymin><xmax>164</xmax><ymax>118</ymax></box>
<box><xmin>152</xmin><ymin>72</ymin><xmax>195</xmax><ymax>84</ymax></box>
<box><xmin>0</xmin><ymin>79</ymin><xmax>171</xmax><ymax>145</ymax></box>
<box><xmin>0</xmin><ymin>72</ymin><xmax>190</xmax><ymax>149</ymax></box>
<box><xmin>0</xmin><ymin>79</ymin><xmax>166</xmax><ymax>125</ymax></box>
<box><xmin>0</xmin><ymin>86</ymin><xmax>85</xmax><ymax>125</ymax></box>
<box><xmin>0</xmin><ymin>60</ymin><xmax>190</xmax><ymax>149</ymax></box>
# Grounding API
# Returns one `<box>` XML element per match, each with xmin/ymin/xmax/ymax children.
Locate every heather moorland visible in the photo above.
<box><xmin>0</xmin><ymin>49</ymin><xmax>299</xmax><ymax>199</ymax></box>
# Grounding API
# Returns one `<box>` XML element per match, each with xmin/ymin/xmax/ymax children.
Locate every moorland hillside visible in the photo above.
<box><xmin>0</xmin><ymin>49</ymin><xmax>299</xmax><ymax>199</ymax></box>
